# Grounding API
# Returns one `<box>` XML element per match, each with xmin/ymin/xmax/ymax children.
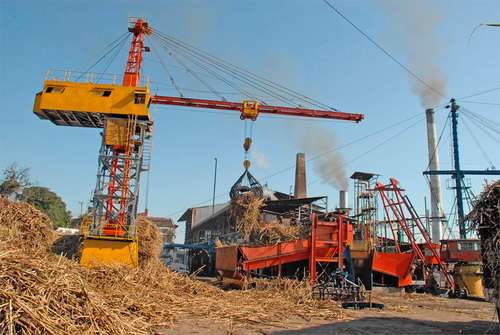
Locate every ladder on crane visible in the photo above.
<box><xmin>376</xmin><ymin>178</ymin><xmax>455</xmax><ymax>291</ymax></box>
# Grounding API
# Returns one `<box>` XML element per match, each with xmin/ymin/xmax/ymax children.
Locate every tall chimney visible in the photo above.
<box><xmin>425</xmin><ymin>108</ymin><xmax>444</xmax><ymax>243</ymax></box>
<box><xmin>294</xmin><ymin>153</ymin><xmax>307</xmax><ymax>198</ymax></box>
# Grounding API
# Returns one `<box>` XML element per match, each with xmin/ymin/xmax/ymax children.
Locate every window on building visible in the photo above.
<box><xmin>45</xmin><ymin>87</ymin><xmax>64</xmax><ymax>93</ymax></box>
<box><xmin>457</xmin><ymin>242</ymin><xmax>477</xmax><ymax>251</ymax></box>
<box><xmin>198</xmin><ymin>230</ymin><xmax>206</xmax><ymax>242</ymax></box>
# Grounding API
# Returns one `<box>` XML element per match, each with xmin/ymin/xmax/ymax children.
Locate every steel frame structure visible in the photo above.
<box><xmin>151</xmin><ymin>96</ymin><xmax>364</xmax><ymax>122</ymax></box>
<box><xmin>423</xmin><ymin>99</ymin><xmax>500</xmax><ymax>238</ymax></box>
<box><xmin>352</xmin><ymin>173</ymin><xmax>378</xmax><ymax>243</ymax></box>
<box><xmin>89</xmin><ymin>118</ymin><xmax>152</xmax><ymax>239</ymax></box>
<box><xmin>376</xmin><ymin>178</ymin><xmax>455</xmax><ymax>290</ymax></box>
<box><xmin>87</xmin><ymin>18</ymin><xmax>154</xmax><ymax>240</ymax></box>
<box><xmin>123</xmin><ymin>18</ymin><xmax>150</xmax><ymax>87</ymax></box>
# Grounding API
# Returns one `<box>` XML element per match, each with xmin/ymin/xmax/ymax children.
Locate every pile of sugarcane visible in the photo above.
<box><xmin>0</xmin><ymin>197</ymin><xmax>55</xmax><ymax>251</ymax></box>
<box><xmin>0</xmin><ymin>196</ymin><xmax>345</xmax><ymax>334</ymax></box>
<box><xmin>468</xmin><ymin>180</ymin><xmax>499</xmax><ymax>312</ymax></box>
<box><xmin>136</xmin><ymin>215</ymin><xmax>163</xmax><ymax>266</ymax></box>
<box><xmin>230</xmin><ymin>193</ymin><xmax>305</xmax><ymax>244</ymax></box>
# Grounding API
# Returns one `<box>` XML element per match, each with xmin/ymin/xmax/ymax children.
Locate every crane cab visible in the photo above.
<box><xmin>34</xmin><ymin>79</ymin><xmax>152</xmax><ymax>128</ymax></box>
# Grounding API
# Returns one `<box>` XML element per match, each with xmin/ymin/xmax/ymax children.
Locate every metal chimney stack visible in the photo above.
<box><xmin>339</xmin><ymin>190</ymin><xmax>349</xmax><ymax>213</ymax></box>
<box><xmin>425</xmin><ymin>108</ymin><xmax>444</xmax><ymax>243</ymax></box>
<box><xmin>294</xmin><ymin>153</ymin><xmax>307</xmax><ymax>198</ymax></box>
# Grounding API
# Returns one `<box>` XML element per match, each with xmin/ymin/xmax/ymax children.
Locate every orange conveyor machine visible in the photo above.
<box><xmin>215</xmin><ymin>213</ymin><xmax>415</xmax><ymax>287</ymax></box>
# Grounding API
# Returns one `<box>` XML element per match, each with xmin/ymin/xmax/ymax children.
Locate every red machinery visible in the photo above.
<box><xmin>372</xmin><ymin>252</ymin><xmax>414</xmax><ymax>287</ymax></box>
<box><xmin>216</xmin><ymin>213</ymin><xmax>353</xmax><ymax>283</ymax></box>
<box><xmin>375</xmin><ymin>178</ymin><xmax>455</xmax><ymax>291</ymax></box>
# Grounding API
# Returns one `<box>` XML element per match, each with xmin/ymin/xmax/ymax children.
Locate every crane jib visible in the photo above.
<box><xmin>151</xmin><ymin>95</ymin><xmax>364</xmax><ymax>122</ymax></box>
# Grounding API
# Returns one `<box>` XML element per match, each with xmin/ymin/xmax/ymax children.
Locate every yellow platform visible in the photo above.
<box><xmin>80</xmin><ymin>236</ymin><xmax>139</xmax><ymax>267</ymax></box>
<box><xmin>34</xmin><ymin>80</ymin><xmax>151</xmax><ymax>128</ymax></box>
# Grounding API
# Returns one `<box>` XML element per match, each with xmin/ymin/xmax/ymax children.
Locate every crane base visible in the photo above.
<box><xmin>80</xmin><ymin>236</ymin><xmax>139</xmax><ymax>268</ymax></box>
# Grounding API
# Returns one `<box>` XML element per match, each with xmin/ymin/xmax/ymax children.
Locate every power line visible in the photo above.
<box><xmin>164</xmin><ymin>111</ymin><xmax>428</xmax><ymax>218</ymax></box>
<box><xmin>322</xmin><ymin>0</ymin><xmax>447</xmax><ymax>99</ymax></box>
<box><xmin>461</xmin><ymin>107</ymin><xmax>500</xmax><ymax>133</ymax></box>
<box><xmin>458</xmin><ymin>86</ymin><xmax>500</xmax><ymax>99</ymax></box>
<box><xmin>461</xmin><ymin>115</ymin><xmax>495</xmax><ymax>168</ymax></box>
<box><xmin>460</xmin><ymin>110</ymin><xmax>500</xmax><ymax>145</ymax></box>
<box><xmin>458</xmin><ymin>100</ymin><xmax>500</xmax><ymax>106</ymax></box>
<box><xmin>308</xmin><ymin>116</ymin><xmax>425</xmax><ymax>186</ymax></box>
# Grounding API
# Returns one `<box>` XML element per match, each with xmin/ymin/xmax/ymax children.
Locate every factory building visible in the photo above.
<box><xmin>179</xmin><ymin>153</ymin><xmax>328</xmax><ymax>245</ymax></box>
<box><xmin>179</xmin><ymin>187</ymin><xmax>326</xmax><ymax>245</ymax></box>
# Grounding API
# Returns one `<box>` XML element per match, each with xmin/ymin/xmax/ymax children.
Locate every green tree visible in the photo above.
<box><xmin>0</xmin><ymin>163</ymin><xmax>32</xmax><ymax>198</ymax></box>
<box><xmin>22</xmin><ymin>186</ymin><xmax>72</xmax><ymax>228</ymax></box>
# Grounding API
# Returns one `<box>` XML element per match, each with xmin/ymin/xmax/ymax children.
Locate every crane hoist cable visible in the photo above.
<box><xmin>151</xmin><ymin>28</ymin><xmax>339</xmax><ymax>111</ymax></box>
<box><xmin>229</xmin><ymin>119</ymin><xmax>263</xmax><ymax>201</ymax></box>
<box><xmin>96</xmin><ymin>33</ymin><xmax>130</xmax><ymax>83</ymax></box>
<box><xmin>157</xmin><ymin>39</ymin><xmax>260</xmax><ymax>102</ymax></box>
<box><xmin>150</xmin><ymin>29</ymin><xmax>332</xmax><ymax>110</ymax></box>
<box><xmin>76</xmin><ymin>32</ymin><xmax>131</xmax><ymax>82</ymax></box>
<box><xmin>150</xmin><ymin>42</ymin><xmax>184</xmax><ymax>98</ymax></box>
<box><xmin>159</xmin><ymin>43</ymin><xmax>226</xmax><ymax>101</ymax></box>
<box><xmin>152</xmin><ymin>32</ymin><xmax>295</xmax><ymax>106</ymax></box>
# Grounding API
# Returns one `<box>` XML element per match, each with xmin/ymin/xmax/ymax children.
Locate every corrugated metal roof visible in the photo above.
<box><xmin>178</xmin><ymin>202</ymin><xmax>229</xmax><ymax>225</ymax></box>
<box><xmin>192</xmin><ymin>203</ymin><xmax>231</xmax><ymax>229</ymax></box>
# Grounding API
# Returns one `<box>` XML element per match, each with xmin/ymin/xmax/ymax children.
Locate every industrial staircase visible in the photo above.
<box><xmin>309</xmin><ymin>214</ymin><xmax>351</xmax><ymax>283</ymax></box>
<box><xmin>141</xmin><ymin>129</ymin><xmax>153</xmax><ymax>172</ymax></box>
<box><xmin>376</xmin><ymin>178</ymin><xmax>455</xmax><ymax>290</ymax></box>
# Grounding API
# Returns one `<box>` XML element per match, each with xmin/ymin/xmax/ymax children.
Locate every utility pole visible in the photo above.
<box><xmin>449</xmin><ymin>99</ymin><xmax>466</xmax><ymax>238</ymax></box>
<box><xmin>78</xmin><ymin>201</ymin><xmax>84</xmax><ymax>218</ymax></box>
<box><xmin>212</xmin><ymin>158</ymin><xmax>218</xmax><ymax>215</ymax></box>
<box><xmin>423</xmin><ymin>98</ymin><xmax>500</xmax><ymax>239</ymax></box>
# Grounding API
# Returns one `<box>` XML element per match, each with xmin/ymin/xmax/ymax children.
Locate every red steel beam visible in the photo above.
<box><xmin>123</xmin><ymin>18</ymin><xmax>150</xmax><ymax>87</ymax></box>
<box><xmin>151</xmin><ymin>95</ymin><xmax>364</xmax><ymax>122</ymax></box>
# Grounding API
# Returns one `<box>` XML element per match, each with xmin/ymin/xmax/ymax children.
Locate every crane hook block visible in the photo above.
<box><xmin>243</xmin><ymin>159</ymin><xmax>251</xmax><ymax>170</ymax></box>
<box><xmin>241</xmin><ymin>100</ymin><xmax>259</xmax><ymax>120</ymax></box>
<box><xmin>243</xmin><ymin>137</ymin><xmax>252</xmax><ymax>152</ymax></box>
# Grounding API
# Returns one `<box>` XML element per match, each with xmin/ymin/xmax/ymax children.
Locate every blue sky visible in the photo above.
<box><xmin>1</xmin><ymin>1</ymin><xmax>499</xmax><ymax>243</ymax></box>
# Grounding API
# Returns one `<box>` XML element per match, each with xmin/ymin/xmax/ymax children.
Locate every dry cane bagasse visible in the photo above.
<box><xmin>0</xmin><ymin>197</ymin><xmax>344</xmax><ymax>334</ymax></box>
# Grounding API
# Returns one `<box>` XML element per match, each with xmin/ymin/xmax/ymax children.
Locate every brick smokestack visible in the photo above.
<box><xmin>294</xmin><ymin>153</ymin><xmax>307</xmax><ymax>198</ymax></box>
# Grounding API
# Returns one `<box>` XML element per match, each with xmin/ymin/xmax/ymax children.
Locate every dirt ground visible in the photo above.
<box><xmin>161</xmin><ymin>289</ymin><xmax>499</xmax><ymax>335</ymax></box>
